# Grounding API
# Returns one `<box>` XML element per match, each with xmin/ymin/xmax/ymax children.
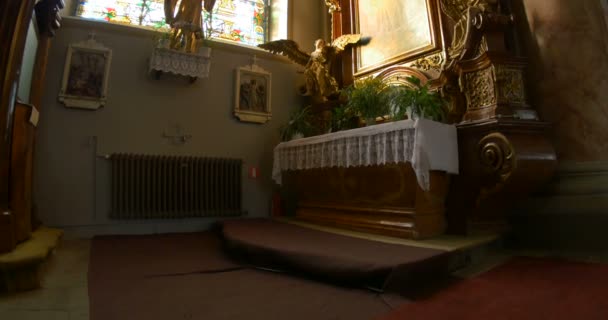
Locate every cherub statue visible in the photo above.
<box><xmin>258</xmin><ymin>35</ymin><xmax>370</xmax><ymax>100</ymax></box>
<box><xmin>164</xmin><ymin>0</ymin><xmax>216</xmax><ymax>53</ymax></box>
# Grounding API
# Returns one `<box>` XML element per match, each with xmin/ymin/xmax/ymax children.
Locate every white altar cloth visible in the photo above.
<box><xmin>272</xmin><ymin>119</ymin><xmax>459</xmax><ymax>191</ymax></box>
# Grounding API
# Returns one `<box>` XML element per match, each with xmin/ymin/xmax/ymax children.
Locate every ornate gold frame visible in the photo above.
<box><xmin>352</xmin><ymin>0</ymin><xmax>443</xmax><ymax>77</ymax></box>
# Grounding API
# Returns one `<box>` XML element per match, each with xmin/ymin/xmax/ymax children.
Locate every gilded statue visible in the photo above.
<box><xmin>324</xmin><ymin>0</ymin><xmax>341</xmax><ymax>13</ymax></box>
<box><xmin>164</xmin><ymin>0</ymin><xmax>217</xmax><ymax>53</ymax></box>
<box><xmin>258</xmin><ymin>35</ymin><xmax>369</xmax><ymax>100</ymax></box>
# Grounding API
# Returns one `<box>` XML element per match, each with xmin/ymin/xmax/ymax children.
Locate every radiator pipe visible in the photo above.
<box><xmin>91</xmin><ymin>136</ymin><xmax>99</xmax><ymax>220</ymax></box>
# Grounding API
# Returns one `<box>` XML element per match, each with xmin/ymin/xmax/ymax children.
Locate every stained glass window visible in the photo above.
<box><xmin>203</xmin><ymin>0</ymin><xmax>266</xmax><ymax>46</ymax></box>
<box><xmin>76</xmin><ymin>0</ymin><xmax>168</xmax><ymax>28</ymax></box>
<box><xmin>75</xmin><ymin>0</ymin><xmax>270</xmax><ymax>46</ymax></box>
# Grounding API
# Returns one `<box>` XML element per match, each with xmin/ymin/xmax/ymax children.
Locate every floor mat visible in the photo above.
<box><xmin>221</xmin><ymin>218</ymin><xmax>450</xmax><ymax>293</ymax></box>
<box><xmin>88</xmin><ymin>231</ymin><xmax>398</xmax><ymax>320</ymax></box>
<box><xmin>89</xmin><ymin>231</ymin><xmax>243</xmax><ymax>278</ymax></box>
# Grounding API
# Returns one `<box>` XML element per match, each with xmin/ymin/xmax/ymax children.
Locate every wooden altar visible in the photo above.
<box><xmin>273</xmin><ymin>119</ymin><xmax>459</xmax><ymax>239</ymax></box>
<box><xmin>277</xmin><ymin>0</ymin><xmax>557</xmax><ymax>238</ymax></box>
<box><xmin>284</xmin><ymin>166</ymin><xmax>450</xmax><ymax>239</ymax></box>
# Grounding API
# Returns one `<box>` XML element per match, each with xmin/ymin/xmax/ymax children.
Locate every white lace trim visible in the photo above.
<box><xmin>272</xmin><ymin>119</ymin><xmax>459</xmax><ymax>191</ymax></box>
<box><xmin>149</xmin><ymin>47</ymin><xmax>211</xmax><ymax>78</ymax></box>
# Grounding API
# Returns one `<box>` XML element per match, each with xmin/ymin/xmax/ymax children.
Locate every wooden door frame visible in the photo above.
<box><xmin>0</xmin><ymin>0</ymin><xmax>37</xmax><ymax>213</ymax></box>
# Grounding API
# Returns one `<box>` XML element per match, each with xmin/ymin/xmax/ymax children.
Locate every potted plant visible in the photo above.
<box><xmin>152</xmin><ymin>20</ymin><xmax>172</xmax><ymax>49</ymax></box>
<box><xmin>330</xmin><ymin>103</ymin><xmax>359</xmax><ymax>132</ymax></box>
<box><xmin>279</xmin><ymin>106</ymin><xmax>315</xmax><ymax>141</ymax></box>
<box><xmin>390</xmin><ymin>76</ymin><xmax>447</xmax><ymax>122</ymax></box>
<box><xmin>342</xmin><ymin>76</ymin><xmax>391</xmax><ymax>126</ymax></box>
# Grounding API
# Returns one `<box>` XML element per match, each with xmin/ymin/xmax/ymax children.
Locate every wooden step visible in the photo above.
<box><xmin>0</xmin><ymin>226</ymin><xmax>63</xmax><ymax>292</ymax></box>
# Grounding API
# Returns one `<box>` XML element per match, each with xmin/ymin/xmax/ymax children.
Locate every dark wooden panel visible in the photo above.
<box><xmin>0</xmin><ymin>0</ymin><xmax>37</xmax><ymax>253</ymax></box>
<box><xmin>10</xmin><ymin>102</ymin><xmax>35</xmax><ymax>242</ymax></box>
<box><xmin>284</xmin><ymin>164</ymin><xmax>450</xmax><ymax>239</ymax></box>
<box><xmin>0</xmin><ymin>211</ymin><xmax>16</xmax><ymax>253</ymax></box>
<box><xmin>446</xmin><ymin>119</ymin><xmax>557</xmax><ymax>234</ymax></box>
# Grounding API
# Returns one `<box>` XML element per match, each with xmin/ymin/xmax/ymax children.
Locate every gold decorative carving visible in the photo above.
<box><xmin>410</xmin><ymin>53</ymin><xmax>445</xmax><ymax>72</ymax></box>
<box><xmin>463</xmin><ymin>66</ymin><xmax>496</xmax><ymax>110</ymax></box>
<box><xmin>324</xmin><ymin>0</ymin><xmax>341</xmax><ymax>13</ymax></box>
<box><xmin>495</xmin><ymin>66</ymin><xmax>526</xmax><ymax>106</ymax></box>
<box><xmin>440</xmin><ymin>0</ymin><xmax>501</xmax><ymax>68</ymax></box>
<box><xmin>477</xmin><ymin>132</ymin><xmax>516</xmax><ymax>204</ymax></box>
<box><xmin>376</xmin><ymin>66</ymin><xmax>430</xmax><ymax>88</ymax></box>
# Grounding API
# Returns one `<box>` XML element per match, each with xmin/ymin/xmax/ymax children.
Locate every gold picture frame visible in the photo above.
<box><xmin>353</xmin><ymin>0</ymin><xmax>441</xmax><ymax>76</ymax></box>
<box><xmin>234</xmin><ymin>60</ymin><xmax>272</xmax><ymax>124</ymax></box>
<box><xmin>59</xmin><ymin>35</ymin><xmax>112</xmax><ymax>110</ymax></box>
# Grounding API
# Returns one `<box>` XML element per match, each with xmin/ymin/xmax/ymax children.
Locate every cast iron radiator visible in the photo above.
<box><xmin>110</xmin><ymin>153</ymin><xmax>243</xmax><ymax>219</ymax></box>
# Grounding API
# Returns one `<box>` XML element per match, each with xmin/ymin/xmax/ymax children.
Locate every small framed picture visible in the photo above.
<box><xmin>234</xmin><ymin>62</ymin><xmax>272</xmax><ymax>124</ymax></box>
<box><xmin>59</xmin><ymin>35</ymin><xmax>112</xmax><ymax>110</ymax></box>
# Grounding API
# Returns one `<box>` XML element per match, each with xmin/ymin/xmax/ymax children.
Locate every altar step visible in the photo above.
<box><xmin>220</xmin><ymin>218</ymin><xmax>499</xmax><ymax>295</ymax></box>
<box><xmin>296</xmin><ymin>203</ymin><xmax>446</xmax><ymax>240</ymax></box>
<box><xmin>0</xmin><ymin>226</ymin><xmax>63</xmax><ymax>292</ymax></box>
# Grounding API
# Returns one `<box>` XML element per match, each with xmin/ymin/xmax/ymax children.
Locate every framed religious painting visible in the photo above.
<box><xmin>234</xmin><ymin>61</ymin><xmax>272</xmax><ymax>124</ymax></box>
<box><xmin>353</xmin><ymin>0</ymin><xmax>442</xmax><ymax>76</ymax></box>
<box><xmin>59</xmin><ymin>35</ymin><xmax>112</xmax><ymax>110</ymax></box>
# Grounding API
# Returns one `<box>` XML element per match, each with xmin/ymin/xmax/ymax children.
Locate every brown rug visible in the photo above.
<box><xmin>377</xmin><ymin>257</ymin><xmax>608</xmax><ymax>320</ymax></box>
<box><xmin>220</xmin><ymin>218</ymin><xmax>450</xmax><ymax>293</ymax></box>
<box><xmin>89</xmin><ymin>231</ymin><xmax>242</xmax><ymax>278</ymax></box>
<box><xmin>88</xmin><ymin>231</ymin><xmax>403</xmax><ymax>320</ymax></box>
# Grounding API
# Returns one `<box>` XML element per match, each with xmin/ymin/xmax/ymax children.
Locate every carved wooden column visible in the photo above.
<box><xmin>440</xmin><ymin>1</ymin><xmax>557</xmax><ymax>234</ymax></box>
<box><xmin>458</xmin><ymin>54</ymin><xmax>532</xmax><ymax>121</ymax></box>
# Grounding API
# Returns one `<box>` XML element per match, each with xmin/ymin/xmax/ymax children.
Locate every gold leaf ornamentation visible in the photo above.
<box><xmin>411</xmin><ymin>53</ymin><xmax>445</xmax><ymax>72</ymax></box>
<box><xmin>463</xmin><ymin>66</ymin><xmax>496</xmax><ymax>110</ymax></box>
<box><xmin>495</xmin><ymin>66</ymin><xmax>526</xmax><ymax>106</ymax></box>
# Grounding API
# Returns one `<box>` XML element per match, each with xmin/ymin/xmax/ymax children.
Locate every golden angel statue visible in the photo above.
<box><xmin>258</xmin><ymin>35</ymin><xmax>370</xmax><ymax>100</ymax></box>
<box><xmin>164</xmin><ymin>0</ymin><xmax>217</xmax><ymax>53</ymax></box>
<box><xmin>324</xmin><ymin>0</ymin><xmax>341</xmax><ymax>13</ymax></box>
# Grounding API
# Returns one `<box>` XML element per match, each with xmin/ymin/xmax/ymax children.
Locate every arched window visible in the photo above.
<box><xmin>75</xmin><ymin>0</ymin><xmax>287</xmax><ymax>46</ymax></box>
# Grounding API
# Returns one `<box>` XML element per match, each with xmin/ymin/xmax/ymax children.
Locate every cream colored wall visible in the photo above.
<box><xmin>34</xmin><ymin>1</ymin><xmax>326</xmax><ymax>237</ymax></box>
<box><xmin>291</xmin><ymin>0</ymin><xmax>330</xmax><ymax>51</ymax></box>
<box><xmin>509</xmin><ymin>0</ymin><xmax>608</xmax><ymax>250</ymax></box>
<box><xmin>514</xmin><ymin>0</ymin><xmax>608</xmax><ymax>161</ymax></box>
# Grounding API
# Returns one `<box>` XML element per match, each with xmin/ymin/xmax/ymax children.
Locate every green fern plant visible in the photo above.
<box><xmin>330</xmin><ymin>103</ymin><xmax>359</xmax><ymax>132</ymax></box>
<box><xmin>342</xmin><ymin>76</ymin><xmax>391</xmax><ymax>124</ymax></box>
<box><xmin>390</xmin><ymin>76</ymin><xmax>447</xmax><ymax>122</ymax></box>
<box><xmin>279</xmin><ymin>106</ymin><xmax>315</xmax><ymax>141</ymax></box>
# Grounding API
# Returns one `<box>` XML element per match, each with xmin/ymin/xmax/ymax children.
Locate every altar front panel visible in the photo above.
<box><xmin>283</xmin><ymin>164</ymin><xmax>449</xmax><ymax>239</ymax></box>
<box><xmin>274</xmin><ymin>119</ymin><xmax>457</xmax><ymax>239</ymax></box>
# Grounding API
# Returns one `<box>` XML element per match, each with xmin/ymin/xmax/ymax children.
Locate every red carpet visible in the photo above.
<box><xmin>377</xmin><ymin>257</ymin><xmax>608</xmax><ymax>320</ymax></box>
